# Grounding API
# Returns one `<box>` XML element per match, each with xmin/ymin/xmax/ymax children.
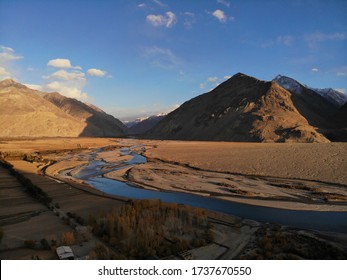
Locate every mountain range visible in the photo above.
<box><xmin>0</xmin><ymin>79</ymin><xmax>126</xmax><ymax>137</ymax></box>
<box><xmin>1</xmin><ymin>74</ymin><xmax>346</xmax><ymax>142</ymax></box>
<box><xmin>146</xmin><ymin>73</ymin><xmax>347</xmax><ymax>142</ymax></box>
<box><xmin>126</xmin><ymin>114</ymin><xmax>166</xmax><ymax>135</ymax></box>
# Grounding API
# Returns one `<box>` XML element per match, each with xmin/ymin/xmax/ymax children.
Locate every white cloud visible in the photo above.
<box><xmin>146</xmin><ymin>14</ymin><xmax>166</xmax><ymax>26</ymax></box>
<box><xmin>87</xmin><ymin>68</ymin><xmax>106</xmax><ymax>77</ymax></box>
<box><xmin>1</xmin><ymin>46</ymin><xmax>14</xmax><ymax>53</ymax></box>
<box><xmin>166</xmin><ymin>12</ymin><xmax>176</xmax><ymax>28</ymax></box>
<box><xmin>46</xmin><ymin>81</ymin><xmax>88</xmax><ymax>100</ymax></box>
<box><xmin>152</xmin><ymin>0</ymin><xmax>167</xmax><ymax>7</ymax></box>
<box><xmin>143</xmin><ymin>46</ymin><xmax>181</xmax><ymax>69</ymax></box>
<box><xmin>311</xmin><ymin>68</ymin><xmax>319</xmax><ymax>72</ymax></box>
<box><xmin>48</xmin><ymin>69</ymin><xmax>86</xmax><ymax>81</ymax></box>
<box><xmin>200</xmin><ymin>74</ymin><xmax>232</xmax><ymax>90</ymax></box>
<box><xmin>24</xmin><ymin>83</ymin><xmax>43</xmax><ymax>91</ymax></box>
<box><xmin>0</xmin><ymin>66</ymin><xmax>11</xmax><ymax>77</ymax></box>
<box><xmin>47</xmin><ymin>58</ymin><xmax>81</xmax><ymax>69</ymax></box>
<box><xmin>277</xmin><ymin>35</ymin><xmax>294</xmax><ymax>46</ymax></box>
<box><xmin>0</xmin><ymin>45</ymin><xmax>23</xmax><ymax>62</ymax></box>
<box><xmin>217</xmin><ymin>0</ymin><xmax>230</xmax><ymax>7</ymax></box>
<box><xmin>212</xmin><ymin>9</ymin><xmax>228</xmax><ymax>22</ymax></box>
<box><xmin>43</xmin><ymin>61</ymin><xmax>88</xmax><ymax>100</ymax></box>
<box><xmin>0</xmin><ymin>46</ymin><xmax>22</xmax><ymax>79</ymax></box>
<box><xmin>138</xmin><ymin>3</ymin><xmax>146</xmax><ymax>8</ymax></box>
<box><xmin>261</xmin><ymin>35</ymin><xmax>294</xmax><ymax>48</ymax></box>
<box><xmin>183</xmin><ymin>12</ymin><xmax>195</xmax><ymax>29</ymax></box>
<box><xmin>146</xmin><ymin>11</ymin><xmax>177</xmax><ymax>28</ymax></box>
<box><xmin>0</xmin><ymin>52</ymin><xmax>21</xmax><ymax>61</ymax></box>
<box><xmin>200</xmin><ymin>76</ymin><xmax>225</xmax><ymax>89</ymax></box>
<box><xmin>305</xmin><ymin>32</ymin><xmax>346</xmax><ymax>48</ymax></box>
<box><xmin>207</xmin><ymin>76</ymin><xmax>219</xmax><ymax>82</ymax></box>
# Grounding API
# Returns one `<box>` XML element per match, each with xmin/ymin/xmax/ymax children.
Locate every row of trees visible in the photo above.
<box><xmin>0</xmin><ymin>158</ymin><xmax>52</xmax><ymax>206</ymax></box>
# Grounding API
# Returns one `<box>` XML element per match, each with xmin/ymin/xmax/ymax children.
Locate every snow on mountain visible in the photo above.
<box><xmin>308</xmin><ymin>87</ymin><xmax>347</xmax><ymax>107</ymax></box>
<box><xmin>273</xmin><ymin>75</ymin><xmax>347</xmax><ymax>108</ymax></box>
<box><xmin>273</xmin><ymin>75</ymin><xmax>304</xmax><ymax>96</ymax></box>
<box><xmin>124</xmin><ymin>113</ymin><xmax>167</xmax><ymax>135</ymax></box>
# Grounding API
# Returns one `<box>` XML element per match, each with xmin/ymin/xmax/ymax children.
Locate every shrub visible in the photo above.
<box><xmin>24</xmin><ymin>240</ymin><xmax>36</xmax><ymax>249</ymax></box>
<box><xmin>40</xmin><ymin>238</ymin><xmax>50</xmax><ymax>250</ymax></box>
<box><xmin>60</xmin><ymin>231</ymin><xmax>76</xmax><ymax>245</ymax></box>
<box><xmin>89</xmin><ymin>244</ymin><xmax>110</xmax><ymax>260</ymax></box>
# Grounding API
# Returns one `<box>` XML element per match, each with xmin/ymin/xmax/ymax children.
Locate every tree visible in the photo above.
<box><xmin>60</xmin><ymin>231</ymin><xmax>75</xmax><ymax>245</ymax></box>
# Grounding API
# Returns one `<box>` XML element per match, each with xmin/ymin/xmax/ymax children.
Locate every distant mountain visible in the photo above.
<box><xmin>273</xmin><ymin>75</ymin><xmax>347</xmax><ymax>141</ymax></box>
<box><xmin>126</xmin><ymin>114</ymin><xmax>166</xmax><ymax>135</ymax></box>
<box><xmin>273</xmin><ymin>75</ymin><xmax>347</xmax><ymax>108</ymax></box>
<box><xmin>0</xmin><ymin>79</ymin><xmax>126</xmax><ymax>137</ymax></box>
<box><xmin>146</xmin><ymin>73</ymin><xmax>333</xmax><ymax>143</ymax></box>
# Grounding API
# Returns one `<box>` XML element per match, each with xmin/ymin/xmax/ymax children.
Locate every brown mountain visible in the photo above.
<box><xmin>43</xmin><ymin>92</ymin><xmax>126</xmax><ymax>137</ymax></box>
<box><xmin>0</xmin><ymin>79</ymin><xmax>126</xmax><ymax>137</ymax></box>
<box><xmin>146</xmin><ymin>73</ymin><xmax>330</xmax><ymax>143</ymax></box>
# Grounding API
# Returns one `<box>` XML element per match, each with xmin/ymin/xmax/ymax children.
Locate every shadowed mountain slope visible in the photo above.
<box><xmin>43</xmin><ymin>92</ymin><xmax>126</xmax><ymax>137</ymax></box>
<box><xmin>146</xmin><ymin>73</ymin><xmax>331</xmax><ymax>143</ymax></box>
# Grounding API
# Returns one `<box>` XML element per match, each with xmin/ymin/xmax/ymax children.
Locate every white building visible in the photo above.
<box><xmin>56</xmin><ymin>246</ymin><xmax>75</xmax><ymax>260</ymax></box>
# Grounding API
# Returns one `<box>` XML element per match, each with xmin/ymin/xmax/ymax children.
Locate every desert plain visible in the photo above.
<box><xmin>0</xmin><ymin>137</ymin><xmax>346</xmax><ymax>260</ymax></box>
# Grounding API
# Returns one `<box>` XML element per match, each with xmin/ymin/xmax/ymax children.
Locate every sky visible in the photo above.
<box><xmin>0</xmin><ymin>0</ymin><xmax>346</xmax><ymax>121</ymax></box>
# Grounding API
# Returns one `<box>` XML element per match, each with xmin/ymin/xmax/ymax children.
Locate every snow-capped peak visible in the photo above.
<box><xmin>307</xmin><ymin>87</ymin><xmax>347</xmax><ymax>107</ymax></box>
<box><xmin>273</xmin><ymin>74</ymin><xmax>347</xmax><ymax>107</ymax></box>
<box><xmin>273</xmin><ymin>75</ymin><xmax>304</xmax><ymax>96</ymax></box>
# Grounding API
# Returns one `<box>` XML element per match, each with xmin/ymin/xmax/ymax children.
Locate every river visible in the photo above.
<box><xmin>58</xmin><ymin>147</ymin><xmax>347</xmax><ymax>233</ymax></box>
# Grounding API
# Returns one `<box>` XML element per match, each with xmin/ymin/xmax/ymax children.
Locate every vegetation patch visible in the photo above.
<box><xmin>239</xmin><ymin>224</ymin><xmax>347</xmax><ymax>260</ymax></box>
<box><xmin>88</xmin><ymin>199</ymin><xmax>213</xmax><ymax>259</ymax></box>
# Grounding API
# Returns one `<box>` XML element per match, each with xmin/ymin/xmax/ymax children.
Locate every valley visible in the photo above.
<box><xmin>0</xmin><ymin>138</ymin><xmax>346</xmax><ymax>259</ymax></box>
<box><xmin>0</xmin><ymin>72</ymin><xmax>346</xmax><ymax>260</ymax></box>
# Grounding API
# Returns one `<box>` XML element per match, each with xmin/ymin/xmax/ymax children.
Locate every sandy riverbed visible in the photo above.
<box><xmin>1</xmin><ymin>138</ymin><xmax>347</xmax><ymax>212</ymax></box>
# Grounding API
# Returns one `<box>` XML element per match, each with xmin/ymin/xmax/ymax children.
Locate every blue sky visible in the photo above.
<box><xmin>1</xmin><ymin>0</ymin><xmax>346</xmax><ymax>121</ymax></box>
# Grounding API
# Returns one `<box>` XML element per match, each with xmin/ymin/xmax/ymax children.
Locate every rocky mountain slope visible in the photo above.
<box><xmin>0</xmin><ymin>79</ymin><xmax>126</xmax><ymax>137</ymax></box>
<box><xmin>146</xmin><ymin>73</ymin><xmax>342</xmax><ymax>143</ymax></box>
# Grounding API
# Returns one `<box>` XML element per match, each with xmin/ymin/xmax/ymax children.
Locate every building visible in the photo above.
<box><xmin>56</xmin><ymin>246</ymin><xmax>75</xmax><ymax>260</ymax></box>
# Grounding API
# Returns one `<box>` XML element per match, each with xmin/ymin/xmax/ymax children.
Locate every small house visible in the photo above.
<box><xmin>56</xmin><ymin>246</ymin><xmax>75</xmax><ymax>260</ymax></box>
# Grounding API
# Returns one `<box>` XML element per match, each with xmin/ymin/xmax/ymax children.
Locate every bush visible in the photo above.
<box><xmin>60</xmin><ymin>231</ymin><xmax>76</xmax><ymax>245</ymax></box>
<box><xmin>89</xmin><ymin>244</ymin><xmax>110</xmax><ymax>260</ymax></box>
<box><xmin>40</xmin><ymin>238</ymin><xmax>50</xmax><ymax>250</ymax></box>
<box><xmin>24</xmin><ymin>240</ymin><xmax>36</xmax><ymax>249</ymax></box>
